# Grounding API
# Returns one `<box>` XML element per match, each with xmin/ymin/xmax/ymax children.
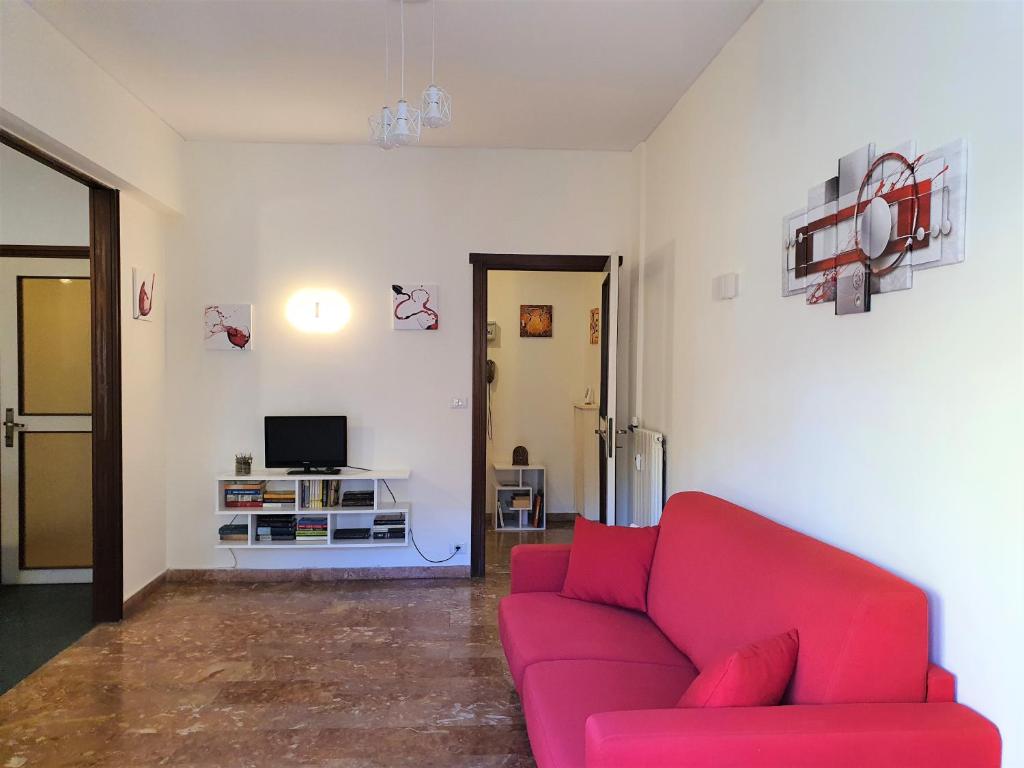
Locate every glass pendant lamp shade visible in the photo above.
<box><xmin>369</xmin><ymin>105</ymin><xmax>396</xmax><ymax>150</ymax></box>
<box><xmin>421</xmin><ymin>84</ymin><xmax>451</xmax><ymax>129</ymax></box>
<box><xmin>390</xmin><ymin>99</ymin><xmax>421</xmax><ymax>145</ymax></box>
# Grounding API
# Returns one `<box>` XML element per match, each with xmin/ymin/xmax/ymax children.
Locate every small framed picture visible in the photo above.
<box><xmin>589</xmin><ymin>307</ymin><xmax>600</xmax><ymax>344</ymax></box>
<box><xmin>204</xmin><ymin>304</ymin><xmax>253</xmax><ymax>350</ymax></box>
<box><xmin>520</xmin><ymin>305</ymin><xmax>552</xmax><ymax>337</ymax></box>
<box><xmin>132</xmin><ymin>268</ymin><xmax>156</xmax><ymax>321</ymax></box>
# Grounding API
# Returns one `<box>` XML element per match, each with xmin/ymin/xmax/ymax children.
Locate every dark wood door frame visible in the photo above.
<box><xmin>1</xmin><ymin>129</ymin><xmax>123</xmax><ymax>622</ymax></box>
<box><xmin>469</xmin><ymin>253</ymin><xmax>609</xmax><ymax>577</ymax></box>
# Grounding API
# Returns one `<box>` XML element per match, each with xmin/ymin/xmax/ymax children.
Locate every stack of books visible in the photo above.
<box><xmin>372</xmin><ymin>512</ymin><xmax>405</xmax><ymax>540</ymax></box>
<box><xmin>218</xmin><ymin>523</ymin><xmax>248</xmax><ymax>542</ymax></box>
<box><xmin>224</xmin><ymin>481</ymin><xmax>265</xmax><ymax>508</ymax></box>
<box><xmin>342</xmin><ymin>490</ymin><xmax>375</xmax><ymax>508</ymax></box>
<box><xmin>255</xmin><ymin>514</ymin><xmax>296</xmax><ymax>542</ymax></box>
<box><xmin>296</xmin><ymin>516</ymin><xmax>328</xmax><ymax>542</ymax></box>
<box><xmin>301</xmin><ymin>480</ymin><xmax>341</xmax><ymax>509</ymax></box>
<box><xmin>262</xmin><ymin>485</ymin><xmax>296</xmax><ymax>509</ymax></box>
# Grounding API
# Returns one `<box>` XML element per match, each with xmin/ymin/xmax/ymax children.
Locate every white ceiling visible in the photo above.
<box><xmin>28</xmin><ymin>0</ymin><xmax>757</xmax><ymax>151</ymax></box>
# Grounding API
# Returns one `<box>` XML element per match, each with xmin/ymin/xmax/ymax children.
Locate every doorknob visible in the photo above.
<box><xmin>4</xmin><ymin>408</ymin><xmax>25</xmax><ymax>448</ymax></box>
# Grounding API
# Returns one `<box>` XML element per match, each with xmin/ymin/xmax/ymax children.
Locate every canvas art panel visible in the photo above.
<box><xmin>132</xmin><ymin>267</ymin><xmax>155</xmax><ymax>321</ymax></box>
<box><xmin>392</xmin><ymin>284</ymin><xmax>439</xmax><ymax>330</ymax></box>
<box><xmin>589</xmin><ymin>307</ymin><xmax>600</xmax><ymax>344</ymax></box>
<box><xmin>782</xmin><ymin>138</ymin><xmax>966</xmax><ymax>315</ymax></box>
<box><xmin>204</xmin><ymin>304</ymin><xmax>252</xmax><ymax>350</ymax></box>
<box><xmin>520</xmin><ymin>305</ymin><xmax>553</xmax><ymax>337</ymax></box>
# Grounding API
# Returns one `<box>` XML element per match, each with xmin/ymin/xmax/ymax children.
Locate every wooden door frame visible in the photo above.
<box><xmin>1</xmin><ymin>130</ymin><xmax>123</xmax><ymax>622</ymax></box>
<box><xmin>469</xmin><ymin>253</ymin><xmax>609</xmax><ymax>577</ymax></box>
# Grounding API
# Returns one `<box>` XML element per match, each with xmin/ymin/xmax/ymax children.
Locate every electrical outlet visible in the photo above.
<box><xmin>449</xmin><ymin>542</ymin><xmax>466</xmax><ymax>556</ymax></box>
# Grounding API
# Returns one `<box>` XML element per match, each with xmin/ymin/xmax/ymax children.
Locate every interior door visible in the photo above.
<box><xmin>597</xmin><ymin>254</ymin><xmax>620</xmax><ymax>525</ymax></box>
<box><xmin>0</xmin><ymin>258</ymin><xmax>93</xmax><ymax>584</ymax></box>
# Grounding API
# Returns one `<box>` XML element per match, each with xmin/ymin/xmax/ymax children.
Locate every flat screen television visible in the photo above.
<box><xmin>264</xmin><ymin>416</ymin><xmax>347</xmax><ymax>474</ymax></box>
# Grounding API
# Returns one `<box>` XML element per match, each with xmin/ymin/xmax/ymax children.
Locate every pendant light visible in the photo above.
<box><xmin>421</xmin><ymin>0</ymin><xmax>451</xmax><ymax>129</ymax></box>
<box><xmin>390</xmin><ymin>0</ymin><xmax>421</xmax><ymax>146</ymax></box>
<box><xmin>368</xmin><ymin>2</ymin><xmax>396</xmax><ymax>149</ymax></box>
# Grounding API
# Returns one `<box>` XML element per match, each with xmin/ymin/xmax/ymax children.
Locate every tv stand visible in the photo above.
<box><xmin>287</xmin><ymin>467</ymin><xmax>341</xmax><ymax>475</ymax></box>
<box><xmin>215</xmin><ymin>468</ymin><xmax>412</xmax><ymax>551</ymax></box>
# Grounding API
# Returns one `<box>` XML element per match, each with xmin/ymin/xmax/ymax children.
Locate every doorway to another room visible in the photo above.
<box><xmin>470</xmin><ymin>253</ymin><xmax>621</xmax><ymax>578</ymax></box>
<box><xmin>0</xmin><ymin>132</ymin><xmax>124</xmax><ymax>693</ymax></box>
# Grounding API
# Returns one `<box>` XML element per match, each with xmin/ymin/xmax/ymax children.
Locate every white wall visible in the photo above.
<box><xmin>120</xmin><ymin>192</ymin><xmax>170</xmax><ymax>599</ymax></box>
<box><xmin>0</xmin><ymin>144</ymin><xmax>89</xmax><ymax>245</ymax></box>
<box><xmin>0</xmin><ymin>0</ymin><xmax>183</xmax><ymax>212</ymax></box>
<box><xmin>486</xmin><ymin>271</ymin><xmax>603</xmax><ymax>514</ymax></box>
<box><xmin>166</xmin><ymin>142</ymin><xmax>633</xmax><ymax>570</ymax></box>
<box><xmin>637</xmin><ymin>1</ymin><xmax>1023</xmax><ymax>763</ymax></box>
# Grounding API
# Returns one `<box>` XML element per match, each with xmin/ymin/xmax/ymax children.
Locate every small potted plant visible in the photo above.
<box><xmin>235</xmin><ymin>452</ymin><xmax>253</xmax><ymax>476</ymax></box>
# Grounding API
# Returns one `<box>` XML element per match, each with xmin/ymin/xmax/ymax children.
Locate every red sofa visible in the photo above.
<box><xmin>498</xmin><ymin>491</ymin><xmax>1001</xmax><ymax>768</ymax></box>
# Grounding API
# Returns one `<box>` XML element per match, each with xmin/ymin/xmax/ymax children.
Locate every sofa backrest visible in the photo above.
<box><xmin>646</xmin><ymin>492</ymin><xmax>928</xmax><ymax>705</ymax></box>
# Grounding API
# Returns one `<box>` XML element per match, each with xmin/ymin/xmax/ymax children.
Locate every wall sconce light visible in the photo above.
<box><xmin>286</xmin><ymin>289</ymin><xmax>351</xmax><ymax>333</ymax></box>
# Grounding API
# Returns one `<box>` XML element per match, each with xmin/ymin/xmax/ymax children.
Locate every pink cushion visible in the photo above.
<box><xmin>498</xmin><ymin>592</ymin><xmax>691</xmax><ymax>691</ymax></box>
<box><xmin>522</xmin><ymin>659</ymin><xmax>699</xmax><ymax>768</ymax></box>
<box><xmin>678</xmin><ymin>629</ymin><xmax>799</xmax><ymax>708</ymax></box>
<box><xmin>560</xmin><ymin>517</ymin><xmax>659</xmax><ymax>612</ymax></box>
<box><xmin>646</xmin><ymin>492</ymin><xmax>928</xmax><ymax>704</ymax></box>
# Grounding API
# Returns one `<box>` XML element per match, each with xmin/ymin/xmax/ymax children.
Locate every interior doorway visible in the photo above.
<box><xmin>0</xmin><ymin>131</ymin><xmax>124</xmax><ymax>655</ymax></box>
<box><xmin>470</xmin><ymin>253</ymin><xmax>620</xmax><ymax>577</ymax></box>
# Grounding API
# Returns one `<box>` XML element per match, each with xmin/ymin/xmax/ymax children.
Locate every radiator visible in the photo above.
<box><xmin>631</xmin><ymin>427</ymin><xmax>665</xmax><ymax>526</ymax></box>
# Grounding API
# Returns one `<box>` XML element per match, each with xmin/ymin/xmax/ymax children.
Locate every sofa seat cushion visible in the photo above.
<box><xmin>499</xmin><ymin>592</ymin><xmax>692</xmax><ymax>690</ymax></box>
<box><xmin>522</xmin><ymin>659</ymin><xmax>698</xmax><ymax>768</ymax></box>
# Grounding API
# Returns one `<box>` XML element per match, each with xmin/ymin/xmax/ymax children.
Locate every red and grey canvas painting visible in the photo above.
<box><xmin>782</xmin><ymin>139</ymin><xmax>966</xmax><ymax>315</ymax></box>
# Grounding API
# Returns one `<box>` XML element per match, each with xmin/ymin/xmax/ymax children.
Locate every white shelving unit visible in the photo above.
<box><xmin>493</xmin><ymin>464</ymin><xmax>546</xmax><ymax>531</ymax></box>
<box><xmin>215</xmin><ymin>469</ymin><xmax>410</xmax><ymax>549</ymax></box>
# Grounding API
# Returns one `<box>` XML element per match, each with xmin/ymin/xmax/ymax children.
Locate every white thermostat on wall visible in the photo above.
<box><xmin>712</xmin><ymin>272</ymin><xmax>739</xmax><ymax>301</ymax></box>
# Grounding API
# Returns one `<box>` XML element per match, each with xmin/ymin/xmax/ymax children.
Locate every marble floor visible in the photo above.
<box><xmin>0</xmin><ymin>523</ymin><xmax>573</xmax><ymax>768</ymax></box>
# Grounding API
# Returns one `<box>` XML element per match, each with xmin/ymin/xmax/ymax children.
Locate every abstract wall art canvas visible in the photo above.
<box><xmin>392</xmin><ymin>284</ymin><xmax>439</xmax><ymax>330</ymax></box>
<box><xmin>204</xmin><ymin>304</ymin><xmax>252</xmax><ymax>350</ymax></box>
<box><xmin>782</xmin><ymin>138</ymin><xmax>966</xmax><ymax>315</ymax></box>
<box><xmin>589</xmin><ymin>307</ymin><xmax>600</xmax><ymax>344</ymax></box>
<box><xmin>520</xmin><ymin>305</ymin><xmax>553</xmax><ymax>337</ymax></box>
<box><xmin>132</xmin><ymin>268</ymin><xmax>155</xmax><ymax>321</ymax></box>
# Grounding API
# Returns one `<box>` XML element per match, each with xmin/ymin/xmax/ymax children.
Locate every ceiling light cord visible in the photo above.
<box><xmin>384</xmin><ymin>2</ymin><xmax>390</xmax><ymax>94</ymax></box>
<box><xmin>431</xmin><ymin>0</ymin><xmax>436</xmax><ymax>83</ymax></box>
<box><xmin>399</xmin><ymin>0</ymin><xmax>406</xmax><ymax>99</ymax></box>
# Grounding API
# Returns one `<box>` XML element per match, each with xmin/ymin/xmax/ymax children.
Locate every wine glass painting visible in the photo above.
<box><xmin>204</xmin><ymin>304</ymin><xmax>252</xmax><ymax>350</ymax></box>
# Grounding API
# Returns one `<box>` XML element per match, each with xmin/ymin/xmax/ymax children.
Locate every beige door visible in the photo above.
<box><xmin>0</xmin><ymin>258</ymin><xmax>92</xmax><ymax>585</ymax></box>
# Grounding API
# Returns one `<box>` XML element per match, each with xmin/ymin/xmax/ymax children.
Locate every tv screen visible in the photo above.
<box><xmin>265</xmin><ymin>416</ymin><xmax>347</xmax><ymax>471</ymax></box>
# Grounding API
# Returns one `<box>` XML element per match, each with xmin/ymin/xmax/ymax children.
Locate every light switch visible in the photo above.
<box><xmin>450</xmin><ymin>397</ymin><xmax>468</xmax><ymax>409</ymax></box>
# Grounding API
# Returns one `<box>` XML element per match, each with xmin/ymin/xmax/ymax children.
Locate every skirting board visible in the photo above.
<box><xmin>166</xmin><ymin>566</ymin><xmax>471</xmax><ymax>583</ymax></box>
<box><xmin>122</xmin><ymin>570</ymin><xmax>167</xmax><ymax>618</ymax></box>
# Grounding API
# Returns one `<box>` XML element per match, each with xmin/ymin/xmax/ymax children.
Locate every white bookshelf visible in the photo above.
<box><xmin>493</xmin><ymin>464</ymin><xmax>546</xmax><ymax>531</ymax></box>
<box><xmin>215</xmin><ymin>469</ymin><xmax>410</xmax><ymax>549</ymax></box>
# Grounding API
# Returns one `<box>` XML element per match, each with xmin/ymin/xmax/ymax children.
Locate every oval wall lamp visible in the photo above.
<box><xmin>286</xmin><ymin>289</ymin><xmax>351</xmax><ymax>334</ymax></box>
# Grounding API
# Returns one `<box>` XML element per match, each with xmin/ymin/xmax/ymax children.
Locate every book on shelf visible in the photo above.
<box><xmin>218</xmin><ymin>522</ymin><xmax>248</xmax><ymax>542</ymax></box>
<box><xmin>299</xmin><ymin>479</ymin><xmax>343</xmax><ymax>509</ymax></box>
<box><xmin>510</xmin><ymin>493</ymin><xmax>531</xmax><ymax>509</ymax></box>
<box><xmin>342</xmin><ymin>490</ymin><xmax>374</xmax><ymax>508</ymax></box>
<box><xmin>532</xmin><ymin>491</ymin><xmax>544</xmax><ymax>528</ymax></box>
<box><xmin>224</xmin><ymin>481</ymin><xmax>266</xmax><ymax>508</ymax></box>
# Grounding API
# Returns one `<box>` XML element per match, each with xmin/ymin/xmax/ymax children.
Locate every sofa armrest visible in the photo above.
<box><xmin>585</xmin><ymin>703</ymin><xmax>1000</xmax><ymax>768</ymax></box>
<box><xmin>927</xmin><ymin>663</ymin><xmax>956</xmax><ymax>702</ymax></box>
<box><xmin>509</xmin><ymin>544</ymin><xmax>572</xmax><ymax>593</ymax></box>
